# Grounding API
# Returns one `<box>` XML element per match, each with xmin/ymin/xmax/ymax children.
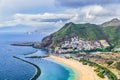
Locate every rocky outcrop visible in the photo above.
<box><xmin>33</xmin><ymin>34</ymin><xmax>73</xmax><ymax>48</ymax></box>
<box><xmin>33</xmin><ymin>34</ymin><xmax>54</xmax><ymax>48</ymax></box>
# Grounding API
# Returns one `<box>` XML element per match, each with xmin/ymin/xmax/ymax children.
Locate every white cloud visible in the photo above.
<box><xmin>81</xmin><ymin>5</ymin><xmax>104</xmax><ymax>19</ymax></box>
<box><xmin>0</xmin><ymin>0</ymin><xmax>56</xmax><ymax>22</ymax></box>
<box><xmin>14</xmin><ymin>13</ymin><xmax>73</xmax><ymax>21</ymax></box>
<box><xmin>0</xmin><ymin>4</ymin><xmax>120</xmax><ymax>33</ymax></box>
<box><xmin>0</xmin><ymin>13</ymin><xmax>70</xmax><ymax>30</ymax></box>
<box><xmin>65</xmin><ymin>4</ymin><xmax>120</xmax><ymax>24</ymax></box>
<box><xmin>64</xmin><ymin>5</ymin><xmax>106</xmax><ymax>23</ymax></box>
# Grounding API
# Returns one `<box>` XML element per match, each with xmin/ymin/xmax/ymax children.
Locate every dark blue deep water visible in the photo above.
<box><xmin>0</xmin><ymin>32</ymin><xmax>71</xmax><ymax>80</ymax></box>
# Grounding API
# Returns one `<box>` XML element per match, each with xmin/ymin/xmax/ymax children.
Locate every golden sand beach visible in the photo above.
<box><xmin>49</xmin><ymin>55</ymin><xmax>107</xmax><ymax>80</ymax></box>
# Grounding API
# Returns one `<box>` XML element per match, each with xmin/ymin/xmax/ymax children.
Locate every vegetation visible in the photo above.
<box><xmin>79</xmin><ymin>58</ymin><xmax>117</xmax><ymax>80</ymax></box>
<box><xmin>52</xmin><ymin>23</ymin><xmax>105</xmax><ymax>46</ymax></box>
<box><xmin>106</xmin><ymin>61</ymin><xmax>114</xmax><ymax>66</ymax></box>
<box><xmin>65</xmin><ymin>56</ymin><xmax>118</xmax><ymax>80</ymax></box>
<box><xmin>82</xmin><ymin>61</ymin><xmax>87</xmax><ymax>65</ymax></box>
<box><xmin>97</xmin><ymin>72</ymin><xmax>105</xmax><ymax>78</ymax></box>
<box><xmin>115</xmin><ymin>62</ymin><xmax>120</xmax><ymax>70</ymax></box>
<box><xmin>65</xmin><ymin>56</ymin><xmax>70</xmax><ymax>59</ymax></box>
<box><xmin>78</xmin><ymin>45</ymin><xmax>114</xmax><ymax>53</ymax></box>
<box><xmin>102</xmin><ymin>26</ymin><xmax>120</xmax><ymax>47</ymax></box>
<box><xmin>40</xmin><ymin>21</ymin><xmax>120</xmax><ymax>49</ymax></box>
<box><xmin>39</xmin><ymin>18</ymin><xmax>120</xmax><ymax>50</ymax></box>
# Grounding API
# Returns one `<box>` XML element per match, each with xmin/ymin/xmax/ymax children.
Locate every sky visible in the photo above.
<box><xmin>0</xmin><ymin>0</ymin><xmax>120</xmax><ymax>33</ymax></box>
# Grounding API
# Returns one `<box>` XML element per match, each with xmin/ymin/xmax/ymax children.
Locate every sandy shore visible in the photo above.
<box><xmin>49</xmin><ymin>55</ymin><xmax>107</xmax><ymax>80</ymax></box>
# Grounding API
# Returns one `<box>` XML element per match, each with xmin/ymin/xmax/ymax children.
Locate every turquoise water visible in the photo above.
<box><xmin>0</xmin><ymin>32</ymin><xmax>74</xmax><ymax>80</ymax></box>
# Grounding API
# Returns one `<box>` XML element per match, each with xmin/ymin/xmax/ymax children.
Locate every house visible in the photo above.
<box><xmin>99</xmin><ymin>40</ymin><xmax>110</xmax><ymax>48</ymax></box>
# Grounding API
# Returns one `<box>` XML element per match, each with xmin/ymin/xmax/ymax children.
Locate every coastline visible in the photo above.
<box><xmin>49</xmin><ymin>55</ymin><xmax>107</xmax><ymax>80</ymax></box>
<box><xmin>67</xmin><ymin>67</ymin><xmax>77</xmax><ymax>80</ymax></box>
<box><xmin>13</xmin><ymin>56</ymin><xmax>41</xmax><ymax>80</ymax></box>
<box><xmin>11</xmin><ymin>43</ymin><xmax>108</xmax><ymax>80</ymax></box>
<box><xmin>57</xmin><ymin>62</ymin><xmax>77</xmax><ymax>80</ymax></box>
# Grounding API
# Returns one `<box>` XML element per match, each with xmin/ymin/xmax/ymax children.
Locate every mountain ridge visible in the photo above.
<box><xmin>34</xmin><ymin>18</ymin><xmax>120</xmax><ymax>48</ymax></box>
<box><xmin>101</xmin><ymin>18</ymin><xmax>120</xmax><ymax>27</ymax></box>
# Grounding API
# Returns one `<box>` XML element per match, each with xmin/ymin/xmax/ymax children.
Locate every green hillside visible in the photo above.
<box><xmin>102</xmin><ymin>26</ymin><xmax>120</xmax><ymax>47</ymax></box>
<box><xmin>101</xmin><ymin>18</ymin><xmax>120</xmax><ymax>47</ymax></box>
<box><xmin>54</xmin><ymin>23</ymin><xmax>104</xmax><ymax>40</ymax></box>
<box><xmin>52</xmin><ymin>22</ymin><xmax>105</xmax><ymax>46</ymax></box>
<box><xmin>39</xmin><ymin>18</ymin><xmax>120</xmax><ymax>48</ymax></box>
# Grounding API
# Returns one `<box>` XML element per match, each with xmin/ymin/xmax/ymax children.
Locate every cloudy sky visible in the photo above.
<box><xmin>0</xmin><ymin>0</ymin><xmax>120</xmax><ymax>33</ymax></box>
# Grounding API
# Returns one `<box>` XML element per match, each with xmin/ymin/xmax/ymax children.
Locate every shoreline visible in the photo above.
<box><xmin>49</xmin><ymin>55</ymin><xmax>107</xmax><ymax>80</ymax></box>
<box><xmin>13</xmin><ymin>56</ymin><xmax>41</xmax><ymax>80</ymax></box>
<box><xmin>55</xmin><ymin>61</ymin><xmax>77</xmax><ymax>80</ymax></box>
<box><xmin>11</xmin><ymin>43</ymin><xmax>108</xmax><ymax>80</ymax></box>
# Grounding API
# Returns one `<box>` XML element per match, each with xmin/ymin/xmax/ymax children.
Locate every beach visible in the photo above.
<box><xmin>49</xmin><ymin>55</ymin><xmax>107</xmax><ymax>80</ymax></box>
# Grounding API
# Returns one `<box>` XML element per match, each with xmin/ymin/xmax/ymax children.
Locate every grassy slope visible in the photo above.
<box><xmin>52</xmin><ymin>23</ymin><xmax>105</xmax><ymax>47</ymax></box>
<box><xmin>102</xmin><ymin>26</ymin><xmax>120</xmax><ymax>47</ymax></box>
<box><xmin>41</xmin><ymin>22</ymin><xmax>120</xmax><ymax>48</ymax></box>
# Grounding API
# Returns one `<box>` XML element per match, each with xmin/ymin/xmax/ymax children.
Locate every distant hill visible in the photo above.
<box><xmin>101</xmin><ymin>18</ymin><xmax>120</xmax><ymax>47</ymax></box>
<box><xmin>101</xmin><ymin>18</ymin><xmax>120</xmax><ymax>27</ymax></box>
<box><xmin>34</xmin><ymin>18</ymin><xmax>120</xmax><ymax>48</ymax></box>
<box><xmin>52</xmin><ymin>22</ymin><xmax>106</xmax><ymax>46</ymax></box>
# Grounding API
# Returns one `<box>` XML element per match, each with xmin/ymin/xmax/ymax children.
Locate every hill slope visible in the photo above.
<box><xmin>35</xmin><ymin>18</ymin><xmax>120</xmax><ymax>48</ymax></box>
<box><xmin>53</xmin><ymin>22</ymin><xmax>105</xmax><ymax>46</ymax></box>
<box><xmin>101</xmin><ymin>18</ymin><xmax>120</xmax><ymax>47</ymax></box>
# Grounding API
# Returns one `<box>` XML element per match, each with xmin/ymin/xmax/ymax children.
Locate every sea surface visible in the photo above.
<box><xmin>0</xmin><ymin>32</ymin><xmax>74</xmax><ymax>80</ymax></box>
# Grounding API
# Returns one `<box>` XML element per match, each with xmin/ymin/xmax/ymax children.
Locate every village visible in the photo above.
<box><xmin>55</xmin><ymin>36</ymin><xmax>110</xmax><ymax>53</ymax></box>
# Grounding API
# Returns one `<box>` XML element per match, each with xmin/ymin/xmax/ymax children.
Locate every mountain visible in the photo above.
<box><xmin>101</xmin><ymin>18</ymin><xmax>120</xmax><ymax>27</ymax></box>
<box><xmin>101</xmin><ymin>18</ymin><xmax>120</xmax><ymax>47</ymax></box>
<box><xmin>52</xmin><ymin>22</ymin><xmax>105</xmax><ymax>46</ymax></box>
<box><xmin>34</xmin><ymin>18</ymin><xmax>120</xmax><ymax>48</ymax></box>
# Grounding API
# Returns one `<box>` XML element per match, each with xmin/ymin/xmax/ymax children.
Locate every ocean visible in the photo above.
<box><xmin>0</xmin><ymin>32</ymin><xmax>73</xmax><ymax>80</ymax></box>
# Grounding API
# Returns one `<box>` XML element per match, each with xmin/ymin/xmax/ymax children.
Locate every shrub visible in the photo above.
<box><xmin>97</xmin><ymin>72</ymin><xmax>105</xmax><ymax>78</ymax></box>
<box><xmin>107</xmin><ymin>61</ymin><xmax>114</xmax><ymax>66</ymax></box>
<box><xmin>79</xmin><ymin>58</ymin><xmax>117</xmax><ymax>80</ymax></box>
<box><xmin>94</xmin><ymin>68</ymin><xmax>100</xmax><ymax>72</ymax></box>
<box><xmin>115</xmin><ymin>62</ymin><xmax>120</xmax><ymax>70</ymax></box>
<box><xmin>82</xmin><ymin>61</ymin><xmax>87</xmax><ymax>65</ymax></box>
<box><xmin>65</xmin><ymin>56</ymin><xmax>70</xmax><ymax>59</ymax></box>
